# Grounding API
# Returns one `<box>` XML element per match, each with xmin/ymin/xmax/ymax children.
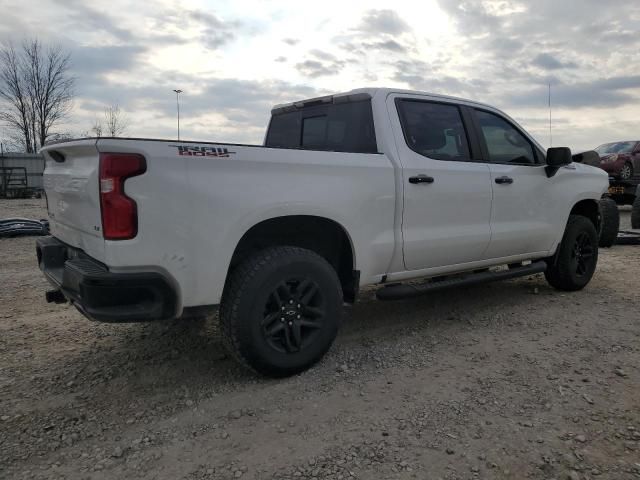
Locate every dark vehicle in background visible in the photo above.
<box><xmin>594</xmin><ymin>141</ymin><xmax>640</xmax><ymax>181</ymax></box>
<box><xmin>573</xmin><ymin>148</ymin><xmax>640</xmax><ymax>244</ymax></box>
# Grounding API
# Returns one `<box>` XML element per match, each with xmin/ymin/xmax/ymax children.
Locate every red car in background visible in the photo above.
<box><xmin>594</xmin><ymin>141</ymin><xmax>640</xmax><ymax>180</ymax></box>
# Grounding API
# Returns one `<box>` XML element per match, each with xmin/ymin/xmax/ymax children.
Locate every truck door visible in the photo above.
<box><xmin>388</xmin><ymin>95</ymin><xmax>493</xmax><ymax>270</ymax></box>
<box><xmin>471</xmin><ymin>108</ymin><xmax>557</xmax><ymax>258</ymax></box>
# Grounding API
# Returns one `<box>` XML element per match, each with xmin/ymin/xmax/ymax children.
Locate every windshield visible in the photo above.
<box><xmin>595</xmin><ymin>141</ymin><xmax>636</xmax><ymax>154</ymax></box>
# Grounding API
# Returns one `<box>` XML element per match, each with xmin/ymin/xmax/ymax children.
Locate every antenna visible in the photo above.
<box><xmin>548</xmin><ymin>83</ymin><xmax>552</xmax><ymax>147</ymax></box>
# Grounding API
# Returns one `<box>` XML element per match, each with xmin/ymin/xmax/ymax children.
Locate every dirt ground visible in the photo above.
<box><xmin>1</xmin><ymin>199</ymin><xmax>640</xmax><ymax>480</ymax></box>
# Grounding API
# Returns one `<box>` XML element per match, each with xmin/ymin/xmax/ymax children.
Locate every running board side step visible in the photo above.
<box><xmin>376</xmin><ymin>261</ymin><xmax>547</xmax><ymax>301</ymax></box>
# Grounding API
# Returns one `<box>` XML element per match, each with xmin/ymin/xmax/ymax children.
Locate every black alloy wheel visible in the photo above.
<box><xmin>572</xmin><ymin>231</ymin><xmax>595</xmax><ymax>277</ymax></box>
<box><xmin>544</xmin><ymin>215</ymin><xmax>598</xmax><ymax>291</ymax></box>
<box><xmin>262</xmin><ymin>279</ymin><xmax>325</xmax><ymax>354</ymax></box>
<box><xmin>220</xmin><ymin>246</ymin><xmax>343</xmax><ymax>377</ymax></box>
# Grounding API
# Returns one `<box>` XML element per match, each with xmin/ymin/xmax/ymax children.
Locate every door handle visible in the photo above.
<box><xmin>409</xmin><ymin>175</ymin><xmax>434</xmax><ymax>184</ymax></box>
<box><xmin>495</xmin><ymin>176</ymin><xmax>514</xmax><ymax>185</ymax></box>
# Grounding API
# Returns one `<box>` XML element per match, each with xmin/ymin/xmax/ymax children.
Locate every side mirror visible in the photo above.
<box><xmin>545</xmin><ymin>147</ymin><xmax>572</xmax><ymax>178</ymax></box>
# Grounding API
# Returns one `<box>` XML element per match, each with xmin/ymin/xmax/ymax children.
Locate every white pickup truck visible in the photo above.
<box><xmin>37</xmin><ymin>88</ymin><xmax>608</xmax><ymax>376</ymax></box>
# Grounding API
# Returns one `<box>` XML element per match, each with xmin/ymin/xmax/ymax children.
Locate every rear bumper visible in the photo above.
<box><xmin>36</xmin><ymin>236</ymin><xmax>177</xmax><ymax>322</ymax></box>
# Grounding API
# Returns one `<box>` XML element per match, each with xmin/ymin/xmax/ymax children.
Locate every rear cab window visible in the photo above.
<box><xmin>395</xmin><ymin>99</ymin><xmax>472</xmax><ymax>161</ymax></box>
<box><xmin>265</xmin><ymin>98</ymin><xmax>378</xmax><ymax>154</ymax></box>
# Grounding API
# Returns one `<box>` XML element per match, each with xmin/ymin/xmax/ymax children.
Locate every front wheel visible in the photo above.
<box><xmin>632</xmin><ymin>194</ymin><xmax>640</xmax><ymax>229</ymax></box>
<box><xmin>220</xmin><ymin>246</ymin><xmax>343</xmax><ymax>377</ymax></box>
<box><xmin>598</xmin><ymin>197</ymin><xmax>619</xmax><ymax>248</ymax></box>
<box><xmin>545</xmin><ymin>215</ymin><xmax>598</xmax><ymax>291</ymax></box>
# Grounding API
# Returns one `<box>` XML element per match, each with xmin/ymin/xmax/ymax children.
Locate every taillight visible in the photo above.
<box><xmin>99</xmin><ymin>153</ymin><xmax>146</xmax><ymax>240</ymax></box>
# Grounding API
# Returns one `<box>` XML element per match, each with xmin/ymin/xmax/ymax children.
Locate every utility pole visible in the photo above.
<box><xmin>173</xmin><ymin>89</ymin><xmax>183</xmax><ymax>141</ymax></box>
<box><xmin>548</xmin><ymin>83</ymin><xmax>552</xmax><ymax>147</ymax></box>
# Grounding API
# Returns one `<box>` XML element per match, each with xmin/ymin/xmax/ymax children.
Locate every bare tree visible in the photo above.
<box><xmin>88</xmin><ymin>105</ymin><xmax>128</xmax><ymax>138</ymax></box>
<box><xmin>24</xmin><ymin>40</ymin><xmax>74</xmax><ymax>149</ymax></box>
<box><xmin>103</xmin><ymin>105</ymin><xmax>128</xmax><ymax>137</ymax></box>
<box><xmin>0</xmin><ymin>44</ymin><xmax>32</xmax><ymax>152</ymax></box>
<box><xmin>91</xmin><ymin>118</ymin><xmax>103</xmax><ymax>137</ymax></box>
<box><xmin>0</xmin><ymin>39</ymin><xmax>74</xmax><ymax>152</ymax></box>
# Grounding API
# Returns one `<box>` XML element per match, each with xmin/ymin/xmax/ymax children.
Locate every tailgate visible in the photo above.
<box><xmin>41</xmin><ymin>140</ymin><xmax>105</xmax><ymax>262</ymax></box>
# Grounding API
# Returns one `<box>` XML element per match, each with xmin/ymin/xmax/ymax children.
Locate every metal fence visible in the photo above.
<box><xmin>0</xmin><ymin>153</ymin><xmax>45</xmax><ymax>197</ymax></box>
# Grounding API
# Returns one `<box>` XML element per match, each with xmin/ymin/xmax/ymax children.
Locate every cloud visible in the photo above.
<box><xmin>332</xmin><ymin>8</ymin><xmax>413</xmax><ymax>68</ymax></box>
<box><xmin>183</xmin><ymin>8</ymin><xmax>239</xmax><ymax>50</ymax></box>
<box><xmin>363</xmin><ymin>39</ymin><xmax>407</xmax><ymax>53</ymax></box>
<box><xmin>69</xmin><ymin>61</ymin><xmax>321</xmax><ymax>142</ymax></box>
<box><xmin>436</xmin><ymin>0</ymin><xmax>501</xmax><ymax>36</ymax></box>
<box><xmin>506</xmin><ymin>76</ymin><xmax>640</xmax><ymax>109</ymax></box>
<box><xmin>0</xmin><ymin>11</ymin><xmax>34</xmax><ymax>40</ymax></box>
<box><xmin>2</xmin><ymin>0</ymin><xmax>640</xmax><ymax>151</ymax></box>
<box><xmin>485</xmin><ymin>37</ymin><xmax>523</xmax><ymax>56</ymax></box>
<box><xmin>143</xmin><ymin>7</ymin><xmax>240</xmax><ymax>51</ymax></box>
<box><xmin>307</xmin><ymin>49</ymin><xmax>335</xmax><ymax>62</ymax></box>
<box><xmin>296</xmin><ymin>60</ymin><xmax>343</xmax><ymax>78</ymax></box>
<box><xmin>357</xmin><ymin>9</ymin><xmax>410</xmax><ymax>35</ymax></box>
<box><xmin>594</xmin><ymin>75</ymin><xmax>640</xmax><ymax>90</ymax></box>
<box><xmin>50</xmin><ymin>0</ymin><xmax>135</xmax><ymax>42</ymax></box>
<box><xmin>391</xmin><ymin>59</ymin><xmax>484</xmax><ymax>97</ymax></box>
<box><xmin>70</xmin><ymin>45</ymin><xmax>147</xmax><ymax>76</ymax></box>
<box><xmin>437</xmin><ymin>0</ymin><xmax>640</xmax><ymax>59</ymax></box>
<box><xmin>295</xmin><ymin>50</ymin><xmax>346</xmax><ymax>78</ymax></box>
<box><xmin>182</xmin><ymin>78</ymin><xmax>318</xmax><ymax>114</ymax></box>
<box><xmin>532</xmin><ymin>53</ymin><xmax>578</xmax><ymax>70</ymax></box>
<box><xmin>43</xmin><ymin>1</ymin><xmax>239</xmax><ymax>53</ymax></box>
<box><xmin>432</xmin><ymin>0</ymin><xmax>640</xmax><ymax>118</ymax></box>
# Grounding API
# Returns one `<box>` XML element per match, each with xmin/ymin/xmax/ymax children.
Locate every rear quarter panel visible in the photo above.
<box><xmin>185</xmin><ymin>145</ymin><xmax>396</xmax><ymax>307</ymax></box>
<box><xmin>97</xmin><ymin>140</ymin><xmax>396</xmax><ymax>311</ymax></box>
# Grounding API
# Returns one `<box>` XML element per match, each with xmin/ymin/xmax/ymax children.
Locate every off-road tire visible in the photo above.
<box><xmin>632</xmin><ymin>194</ymin><xmax>640</xmax><ymax>229</ymax></box>
<box><xmin>545</xmin><ymin>215</ymin><xmax>598</xmax><ymax>291</ymax></box>
<box><xmin>219</xmin><ymin>246</ymin><xmax>343</xmax><ymax>377</ymax></box>
<box><xmin>598</xmin><ymin>197</ymin><xmax>619</xmax><ymax>248</ymax></box>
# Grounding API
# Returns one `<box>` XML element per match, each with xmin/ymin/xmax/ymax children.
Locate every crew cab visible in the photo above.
<box><xmin>37</xmin><ymin>88</ymin><xmax>608</xmax><ymax>376</ymax></box>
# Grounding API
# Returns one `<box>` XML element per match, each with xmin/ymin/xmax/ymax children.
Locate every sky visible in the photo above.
<box><xmin>0</xmin><ymin>0</ymin><xmax>639</xmax><ymax>152</ymax></box>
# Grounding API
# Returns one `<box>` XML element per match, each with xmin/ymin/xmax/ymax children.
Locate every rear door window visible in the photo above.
<box><xmin>396</xmin><ymin>100</ymin><xmax>471</xmax><ymax>161</ymax></box>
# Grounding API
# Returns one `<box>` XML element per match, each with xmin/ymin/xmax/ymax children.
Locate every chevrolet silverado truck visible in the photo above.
<box><xmin>37</xmin><ymin>88</ymin><xmax>608</xmax><ymax>377</ymax></box>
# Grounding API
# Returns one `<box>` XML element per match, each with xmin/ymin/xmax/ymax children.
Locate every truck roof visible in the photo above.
<box><xmin>271</xmin><ymin>87</ymin><xmax>496</xmax><ymax>114</ymax></box>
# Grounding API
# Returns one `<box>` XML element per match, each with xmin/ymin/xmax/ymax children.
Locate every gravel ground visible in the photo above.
<box><xmin>1</xmin><ymin>199</ymin><xmax>640</xmax><ymax>480</ymax></box>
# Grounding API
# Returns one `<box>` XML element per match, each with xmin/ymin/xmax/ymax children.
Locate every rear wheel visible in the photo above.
<box><xmin>545</xmin><ymin>215</ymin><xmax>598</xmax><ymax>291</ymax></box>
<box><xmin>598</xmin><ymin>197</ymin><xmax>619</xmax><ymax>248</ymax></box>
<box><xmin>220</xmin><ymin>246</ymin><xmax>343</xmax><ymax>377</ymax></box>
